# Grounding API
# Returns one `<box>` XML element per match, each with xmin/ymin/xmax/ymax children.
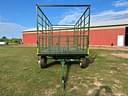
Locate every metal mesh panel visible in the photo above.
<box><xmin>36</xmin><ymin>4</ymin><xmax>90</xmax><ymax>55</ymax></box>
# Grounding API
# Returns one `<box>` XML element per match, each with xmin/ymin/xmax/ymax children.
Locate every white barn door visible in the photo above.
<box><xmin>117</xmin><ymin>35</ymin><xmax>124</xmax><ymax>47</ymax></box>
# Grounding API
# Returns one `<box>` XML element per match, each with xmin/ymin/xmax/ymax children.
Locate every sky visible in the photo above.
<box><xmin>0</xmin><ymin>0</ymin><xmax>128</xmax><ymax>38</ymax></box>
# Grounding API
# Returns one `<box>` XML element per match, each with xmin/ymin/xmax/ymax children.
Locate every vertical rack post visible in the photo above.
<box><xmin>74</xmin><ymin>24</ymin><xmax>78</xmax><ymax>50</ymax></box>
<box><xmin>51</xmin><ymin>27</ymin><xmax>53</xmax><ymax>48</ymax></box>
<box><xmin>36</xmin><ymin>5</ymin><xmax>40</xmax><ymax>54</ymax></box>
<box><xmin>83</xmin><ymin>11</ymin><xmax>85</xmax><ymax>49</ymax></box>
<box><xmin>45</xmin><ymin>19</ymin><xmax>47</xmax><ymax>48</ymax></box>
<box><xmin>48</xmin><ymin>24</ymin><xmax>51</xmax><ymax>51</ymax></box>
<box><xmin>73</xmin><ymin>26</ymin><xmax>75</xmax><ymax>47</ymax></box>
<box><xmin>82</xmin><ymin>17</ymin><xmax>84</xmax><ymax>50</ymax></box>
<box><xmin>76</xmin><ymin>24</ymin><xmax>78</xmax><ymax>50</ymax></box>
<box><xmin>58</xmin><ymin>29</ymin><xmax>60</xmax><ymax>51</ymax></box>
<box><xmin>50</xmin><ymin>25</ymin><xmax>52</xmax><ymax>49</ymax></box>
<box><xmin>42</xmin><ymin>13</ymin><xmax>44</xmax><ymax>49</ymax></box>
<box><xmin>77</xmin><ymin>22</ymin><xmax>80</xmax><ymax>49</ymax></box>
<box><xmin>73</xmin><ymin>26</ymin><xmax>75</xmax><ymax>48</ymax></box>
<box><xmin>86</xmin><ymin>7</ymin><xmax>90</xmax><ymax>55</ymax></box>
<box><xmin>80</xmin><ymin>18</ymin><xmax>82</xmax><ymax>49</ymax></box>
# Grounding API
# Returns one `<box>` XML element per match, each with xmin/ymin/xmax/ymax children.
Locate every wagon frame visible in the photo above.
<box><xmin>36</xmin><ymin>4</ymin><xmax>91</xmax><ymax>90</ymax></box>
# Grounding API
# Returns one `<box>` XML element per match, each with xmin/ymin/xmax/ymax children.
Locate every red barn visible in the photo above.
<box><xmin>22</xmin><ymin>24</ymin><xmax>128</xmax><ymax>47</ymax></box>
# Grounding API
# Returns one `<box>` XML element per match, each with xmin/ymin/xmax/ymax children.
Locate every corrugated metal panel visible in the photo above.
<box><xmin>90</xmin><ymin>28</ymin><xmax>125</xmax><ymax>46</ymax></box>
<box><xmin>23</xmin><ymin>33</ymin><xmax>37</xmax><ymax>45</ymax></box>
<box><xmin>22</xmin><ymin>27</ymin><xmax>125</xmax><ymax>46</ymax></box>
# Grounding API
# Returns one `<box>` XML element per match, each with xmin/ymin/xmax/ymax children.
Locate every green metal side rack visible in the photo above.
<box><xmin>36</xmin><ymin>4</ymin><xmax>91</xmax><ymax>91</ymax></box>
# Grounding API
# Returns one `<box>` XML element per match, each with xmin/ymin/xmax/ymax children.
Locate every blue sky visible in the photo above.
<box><xmin>0</xmin><ymin>0</ymin><xmax>128</xmax><ymax>38</ymax></box>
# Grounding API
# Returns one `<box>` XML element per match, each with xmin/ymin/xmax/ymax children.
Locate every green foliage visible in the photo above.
<box><xmin>9</xmin><ymin>38</ymin><xmax>21</xmax><ymax>44</ymax></box>
<box><xmin>0</xmin><ymin>36</ymin><xmax>8</xmax><ymax>42</ymax></box>
<box><xmin>0</xmin><ymin>36</ymin><xmax>21</xmax><ymax>44</ymax></box>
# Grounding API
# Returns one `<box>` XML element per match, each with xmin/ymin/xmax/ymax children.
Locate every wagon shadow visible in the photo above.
<box><xmin>47</xmin><ymin>61</ymin><xmax>60</xmax><ymax>67</ymax></box>
<box><xmin>64</xmin><ymin>61</ymin><xmax>77</xmax><ymax>89</ymax></box>
<box><xmin>89</xmin><ymin>52</ymin><xmax>97</xmax><ymax>64</ymax></box>
<box><xmin>94</xmin><ymin>85</ymin><xmax>114</xmax><ymax>96</ymax></box>
<box><xmin>47</xmin><ymin>53</ymin><xmax>97</xmax><ymax>89</ymax></box>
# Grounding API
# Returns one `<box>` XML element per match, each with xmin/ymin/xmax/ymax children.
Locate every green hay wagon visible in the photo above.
<box><xmin>36</xmin><ymin>4</ymin><xmax>91</xmax><ymax>90</ymax></box>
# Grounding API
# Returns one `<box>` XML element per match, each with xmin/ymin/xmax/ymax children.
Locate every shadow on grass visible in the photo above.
<box><xmin>95</xmin><ymin>85</ymin><xmax>113</xmax><ymax>96</ymax></box>
<box><xmin>64</xmin><ymin>61</ymin><xmax>77</xmax><ymax>90</ymax></box>
<box><xmin>89</xmin><ymin>52</ymin><xmax>97</xmax><ymax>64</ymax></box>
<box><xmin>46</xmin><ymin>53</ymin><xmax>97</xmax><ymax>90</ymax></box>
<box><xmin>47</xmin><ymin>61</ymin><xmax>60</xmax><ymax>68</ymax></box>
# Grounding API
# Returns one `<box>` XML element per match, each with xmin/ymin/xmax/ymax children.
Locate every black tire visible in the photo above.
<box><xmin>80</xmin><ymin>57</ymin><xmax>89</xmax><ymax>68</ymax></box>
<box><xmin>39</xmin><ymin>56</ymin><xmax>47</xmax><ymax>68</ymax></box>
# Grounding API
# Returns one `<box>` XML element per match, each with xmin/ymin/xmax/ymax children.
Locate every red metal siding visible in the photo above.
<box><xmin>90</xmin><ymin>28</ymin><xmax>125</xmax><ymax>46</ymax></box>
<box><xmin>22</xmin><ymin>27</ymin><xmax>125</xmax><ymax>46</ymax></box>
<box><xmin>22</xmin><ymin>32</ymin><xmax>37</xmax><ymax>45</ymax></box>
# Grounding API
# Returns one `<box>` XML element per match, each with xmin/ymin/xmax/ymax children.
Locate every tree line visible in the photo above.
<box><xmin>0</xmin><ymin>36</ymin><xmax>21</xmax><ymax>44</ymax></box>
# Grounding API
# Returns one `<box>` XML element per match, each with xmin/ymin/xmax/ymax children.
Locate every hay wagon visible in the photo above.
<box><xmin>36</xmin><ymin>4</ymin><xmax>91</xmax><ymax>90</ymax></box>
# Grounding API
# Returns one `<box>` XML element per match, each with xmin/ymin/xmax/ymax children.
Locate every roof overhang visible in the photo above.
<box><xmin>23</xmin><ymin>23</ymin><xmax>128</xmax><ymax>32</ymax></box>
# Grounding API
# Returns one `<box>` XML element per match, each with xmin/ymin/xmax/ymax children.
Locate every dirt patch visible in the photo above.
<box><xmin>111</xmin><ymin>53</ymin><xmax>128</xmax><ymax>59</ymax></box>
<box><xmin>91</xmin><ymin>46</ymin><xmax>128</xmax><ymax>51</ymax></box>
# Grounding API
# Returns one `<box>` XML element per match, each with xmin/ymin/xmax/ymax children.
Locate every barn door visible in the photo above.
<box><xmin>117</xmin><ymin>35</ymin><xmax>124</xmax><ymax>47</ymax></box>
<box><xmin>125</xmin><ymin>27</ymin><xmax>128</xmax><ymax>46</ymax></box>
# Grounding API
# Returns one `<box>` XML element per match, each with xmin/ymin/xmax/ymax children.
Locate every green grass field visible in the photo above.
<box><xmin>0</xmin><ymin>46</ymin><xmax>128</xmax><ymax>96</ymax></box>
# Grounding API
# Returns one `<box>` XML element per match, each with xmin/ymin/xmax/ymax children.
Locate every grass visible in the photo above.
<box><xmin>0</xmin><ymin>46</ymin><xmax>128</xmax><ymax>96</ymax></box>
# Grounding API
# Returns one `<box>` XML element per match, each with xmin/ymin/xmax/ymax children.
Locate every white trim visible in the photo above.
<box><xmin>90</xmin><ymin>26</ymin><xmax>125</xmax><ymax>30</ymax></box>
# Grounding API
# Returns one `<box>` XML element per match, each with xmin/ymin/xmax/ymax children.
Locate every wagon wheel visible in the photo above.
<box><xmin>38</xmin><ymin>56</ymin><xmax>47</xmax><ymax>68</ymax></box>
<box><xmin>80</xmin><ymin>57</ymin><xmax>89</xmax><ymax>68</ymax></box>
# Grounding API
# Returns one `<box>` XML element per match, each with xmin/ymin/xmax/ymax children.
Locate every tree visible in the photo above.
<box><xmin>2</xmin><ymin>36</ymin><xmax>7</xmax><ymax>39</ymax></box>
<box><xmin>0</xmin><ymin>36</ymin><xmax>7</xmax><ymax>42</ymax></box>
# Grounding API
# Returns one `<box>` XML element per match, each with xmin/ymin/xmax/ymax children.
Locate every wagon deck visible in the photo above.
<box><xmin>38</xmin><ymin>46</ymin><xmax>88</xmax><ymax>58</ymax></box>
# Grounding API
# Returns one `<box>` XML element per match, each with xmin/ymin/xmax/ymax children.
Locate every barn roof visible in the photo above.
<box><xmin>23</xmin><ymin>23</ymin><xmax>128</xmax><ymax>32</ymax></box>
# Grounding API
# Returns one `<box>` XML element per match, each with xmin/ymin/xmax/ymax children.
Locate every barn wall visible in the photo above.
<box><xmin>22</xmin><ymin>26</ymin><xmax>125</xmax><ymax>46</ymax></box>
<box><xmin>22</xmin><ymin>32</ymin><xmax>37</xmax><ymax>45</ymax></box>
<box><xmin>90</xmin><ymin>27</ymin><xmax>125</xmax><ymax>46</ymax></box>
